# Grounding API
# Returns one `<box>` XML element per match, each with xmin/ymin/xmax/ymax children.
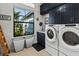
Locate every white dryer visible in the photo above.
<box><xmin>45</xmin><ymin>24</ymin><xmax>59</xmax><ymax>56</ymax></box>
<box><xmin>59</xmin><ymin>24</ymin><xmax>79</xmax><ymax>56</ymax></box>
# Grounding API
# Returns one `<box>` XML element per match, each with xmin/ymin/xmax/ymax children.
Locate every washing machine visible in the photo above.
<box><xmin>59</xmin><ymin>24</ymin><xmax>79</xmax><ymax>56</ymax></box>
<box><xmin>45</xmin><ymin>24</ymin><xmax>59</xmax><ymax>56</ymax></box>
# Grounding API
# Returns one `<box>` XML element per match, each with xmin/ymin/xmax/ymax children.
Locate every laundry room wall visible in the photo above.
<box><xmin>0</xmin><ymin>3</ymin><xmax>47</xmax><ymax>52</ymax></box>
<box><xmin>34</xmin><ymin>3</ymin><xmax>46</xmax><ymax>44</ymax></box>
<box><xmin>34</xmin><ymin>3</ymin><xmax>46</xmax><ymax>31</ymax></box>
<box><xmin>34</xmin><ymin>4</ymin><xmax>49</xmax><ymax>32</ymax></box>
<box><xmin>0</xmin><ymin>3</ymin><xmax>35</xmax><ymax>52</ymax></box>
<box><xmin>34</xmin><ymin>3</ymin><xmax>43</xmax><ymax>32</ymax></box>
<box><xmin>0</xmin><ymin>3</ymin><xmax>13</xmax><ymax>52</ymax></box>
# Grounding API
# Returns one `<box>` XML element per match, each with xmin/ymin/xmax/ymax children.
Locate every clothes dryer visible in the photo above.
<box><xmin>59</xmin><ymin>24</ymin><xmax>79</xmax><ymax>56</ymax></box>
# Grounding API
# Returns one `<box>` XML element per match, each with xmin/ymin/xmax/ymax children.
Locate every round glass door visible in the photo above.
<box><xmin>47</xmin><ymin>29</ymin><xmax>54</xmax><ymax>39</ymax></box>
<box><xmin>62</xmin><ymin>31</ymin><xmax>79</xmax><ymax>46</ymax></box>
<box><xmin>59</xmin><ymin>27</ymin><xmax>79</xmax><ymax>51</ymax></box>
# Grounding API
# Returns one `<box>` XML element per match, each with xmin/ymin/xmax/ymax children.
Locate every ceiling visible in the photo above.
<box><xmin>22</xmin><ymin>3</ymin><xmax>35</xmax><ymax>8</ymax></box>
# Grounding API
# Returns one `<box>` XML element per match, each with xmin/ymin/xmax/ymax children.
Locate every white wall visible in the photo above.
<box><xmin>0</xmin><ymin>3</ymin><xmax>13</xmax><ymax>52</ymax></box>
<box><xmin>0</xmin><ymin>3</ymin><xmax>46</xmax><ymax>52</ymax></box>
<box><xmin>34</xmin><ymin>3</ymin><xmax>45</xmax><ymax>31</ymax></box>
<box><xmin>0</xmin><ymin>3</ymin><xmax>34</xmax><ymax>52</ymax></box>
<box><xmin>34</xmin><ymin>4</ymin><xmax>43</xmax><ymax>44</ymax></box>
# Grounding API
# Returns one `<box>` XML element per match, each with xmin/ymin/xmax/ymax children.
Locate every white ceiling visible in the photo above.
<box><xmin>22</xmin><ymin>3</ymin><xmax>35</xmax><ymax>8</ymax></box>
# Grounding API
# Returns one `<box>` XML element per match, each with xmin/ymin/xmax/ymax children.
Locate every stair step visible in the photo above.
<box><xmin>0</xmin><ymin>25</ymin><xmax>9</xmax><ymax>56</ymax></box>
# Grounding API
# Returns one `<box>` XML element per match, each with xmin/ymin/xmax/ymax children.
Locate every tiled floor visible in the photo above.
<box><xmin>9</xmin><ymin>47</ymin><xmax>50</xmax><ymax>56</ymax></box>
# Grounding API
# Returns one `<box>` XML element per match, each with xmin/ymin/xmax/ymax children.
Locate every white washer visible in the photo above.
<box><xmin>59</xmin><ymin>24</ymin><xmax>79</xmax><ymax>56</ymax></box>
<box><xmin>45</xmin><ymin>24</ymin><xmax>59</xmax><ymax>56</ymax></box>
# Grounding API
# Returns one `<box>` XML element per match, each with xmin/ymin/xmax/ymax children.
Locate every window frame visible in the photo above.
<box><xmin>13</xmin><ymin>7</ymin><xmax>34</xmax><ymax>37</ymax></box>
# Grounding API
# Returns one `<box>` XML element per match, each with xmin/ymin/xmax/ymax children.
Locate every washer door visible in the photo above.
<box><xmin>46</xmin><ymin>26</ymin><xmax>56</xmax><ymax>42</ymax></box>
<box><xmin>59</xmin><ymin>27</ymin><xmax>79</xmax><ymax>51</ymax></box>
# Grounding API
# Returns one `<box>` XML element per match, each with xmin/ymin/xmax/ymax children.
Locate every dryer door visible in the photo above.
<box><xmin>59</xmin><ymin>27</ymin><xmax>79</xmax><ymax>51</ymax></box>
<box><xmin>46</xmin><ymin>26</ymin><xmax>57</xmax><ymax>42</ymax></box>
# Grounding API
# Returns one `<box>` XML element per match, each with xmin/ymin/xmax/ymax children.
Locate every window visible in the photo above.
<box><xmin>13</xmin><ymin>7</ymin><xmax>34</xmax><ymax>37</ymax></box>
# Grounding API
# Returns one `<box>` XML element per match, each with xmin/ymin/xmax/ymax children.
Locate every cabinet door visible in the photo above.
<box><xmin>40</xmin><ymin>33</ymin><xmax>45</xmax><ymax>46</ymax></box>
<box><xmin>74</xmin><ymin>4</ymin><xmax>79</xmax><ymax>23</ymax></box>
<box><xmin>37</xmin><ymin>32</ymin><xmax>41</xmax><ymax>44</ymax></box>
<box><xmin>40</xmin><ymin>3</ymin><xmax>52</xmax><ymax>15</ymax></box>
<box><xmin>37</xmin><ymin>32</ymin><xmax>45</xmax><ymax>47</ymax></box>
<box><xmin>49</xmin><ymin>7</ymin><xmax>61</xmax><ymax>24</ymax></box>
<box><xmin>60</xmin><ymin>4</ymin><xmax>74</xmax><ymax>24</ymax></box>
<box><xmin>40</xmin><ymin>3</ymin><xmax>65</xmax><ymax>15</ymax></box>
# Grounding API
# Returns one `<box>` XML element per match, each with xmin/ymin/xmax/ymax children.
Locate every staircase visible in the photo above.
<box><xmin>0</xmin><ymin>25</ymin><xmax>9</xmax><ymax>56</ymax></box>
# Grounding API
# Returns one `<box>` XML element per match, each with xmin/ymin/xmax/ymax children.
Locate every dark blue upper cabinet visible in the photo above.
<box><xmin>41</xmin><ymin>3</ymin><xmax>79</xmax><ymax>24</ymax></box>
<box><xmin>74</xmin><ymin>4</ymin><xmax>79</xmax><ymax>23</ymax></box>
<box><xmin>49</xmin><ymin>4</ymin><xmax>74</xmax><ymax>24</ymax></box>
<box><xmin>49</xmin><ymin>3</ymin><xmax>79</xmax><ymax>24</ymax></box>
<box><xmin>49</xmin><ymin>7</ymin><xmax>61</xmax><ymax>24</ymax></box>
<box><xmin>40</xmin><ymin>3</ymin><xmax>65</xmax><ymax>15</ymax></box>
<box><xmin>60</xmin><ymin>4</ymin><xmax>74</xmax><ymax>24</ymax></box>
<box><xmin>60</xmin><ymin>3</ymin><xmax>79</xmax><ymax>24</ymax></box>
